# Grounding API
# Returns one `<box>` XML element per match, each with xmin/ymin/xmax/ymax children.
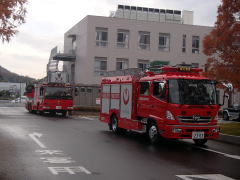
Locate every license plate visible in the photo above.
<box><xmin>192</xmin><ymin>131</ymin><xmax>204</xmax><ymax>139</ymax></box>
<box><xmin>56</xmin><ymin>106</ymin><xmax>62</xmax><ymax>109</ymax></box>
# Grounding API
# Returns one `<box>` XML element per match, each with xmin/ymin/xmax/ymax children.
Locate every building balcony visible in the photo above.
<box><xmin>52</xmin><ymin>49</ymin><xmax>76</xmax><ymax>61</ymax></box>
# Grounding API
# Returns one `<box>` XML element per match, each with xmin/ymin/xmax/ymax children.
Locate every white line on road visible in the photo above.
<box><xmin>81</xmin><ymin>116</ymin><xmax>96</xmax><ymax>121</ymax></box>
<box><xmin>48</xmin><ymin>166</ymin><xmax>91</xmax><ymax>175</ymax></box>
<box><xmin>198</xmin><ymin>147</ymin><xmax>240</xmax><ymax>160</ymax></box>
<box><xmin>29</xmin><ymin>132</ymin><xmax>46</xmax><ymax>148</ymax></box>
<box><xmin>176</xmin><ymin>174</ymin><xmax>235</xmax><ymax>180</ymax></box>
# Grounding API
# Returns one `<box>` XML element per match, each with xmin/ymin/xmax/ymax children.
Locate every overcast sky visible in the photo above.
<box><xmin>0</xmin><ymin>0</ymin><xmax>221</xmax><ymax>79</ymax></box>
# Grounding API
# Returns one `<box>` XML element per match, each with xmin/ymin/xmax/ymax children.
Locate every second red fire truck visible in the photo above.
<box><xmin>25</xmin><ymin>82</ymin><xmax>73</xmax><ymax>116</ymax></box>
<box><xmin>100</xmin><ymin>65</ymin><xmax>221</xmax><ymax>145</ymax></box>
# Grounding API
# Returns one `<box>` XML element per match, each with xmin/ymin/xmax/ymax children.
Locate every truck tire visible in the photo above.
<box><xmin>62</xmin><ymin>111</ymin><xmax>67</xmax><ymax>117</ymax></box>
<box><xmin>50</xmin><ymin>111</ymin><xmax>56</xmax><ymax>116</ymax></box>
<box><xmin>110</xmin><ymin>115</ymin><xmax>120</xmax><ymax>134</ymax></box>
<box><xmin>147</xmin><ymin>122</ymin><xmax>160</xmax><ymax>144</ymax></box>
<box><xmin>39</xmin><ymin>110</ymin><xmax>44</xmax><ymax>115</ymax></box>
<box><xmin>223</xmin><ymin>112</ymin><xmax>229</xmax><ymax>121</ymax></box>
<box><xmin>193</xmin><ymin>139</ymin><xmax>208</xmax><ymax>146</ymax></box>
<box><xmin>110</xmin><ymin>115</ymin><xmax>126</xmax><ymax>134</ymax></box>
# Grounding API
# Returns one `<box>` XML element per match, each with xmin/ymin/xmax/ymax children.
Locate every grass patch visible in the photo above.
<box><xmin>219</xmin><ymin>122</ymin><xmax>240</xmax><ymax>136</ymax></box>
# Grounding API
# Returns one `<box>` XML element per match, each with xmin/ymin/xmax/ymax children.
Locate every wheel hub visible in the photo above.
<box><xmin>149</xmin><ymin>125</ymin><xmax>157</xmax><ymax>139</ymax></box>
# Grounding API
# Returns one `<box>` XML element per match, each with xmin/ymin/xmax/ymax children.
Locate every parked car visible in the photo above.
<box><xmin>10</xmin><ymin>96</ymin><xmax>27</xmax><ymax>103</ymax></box>
<box><xmin>223</xmin><ymin>105</ymin><xmax>240</xmax><ymax>121</ymax></box>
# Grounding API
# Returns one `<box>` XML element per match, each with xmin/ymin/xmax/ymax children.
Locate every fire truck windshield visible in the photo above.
<box><xmin>168</xmin><ymin>79</ymin><xmax>217</xmax><ymax>105</ymax></box>
<box><xmin>44</xmin><ymin>87</ymin><xmax>72</xmax><ymax>100</ymax></box>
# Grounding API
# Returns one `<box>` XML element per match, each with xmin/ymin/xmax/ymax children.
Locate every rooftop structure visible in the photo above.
<box><xmin>109</xmin><ymin>5</ymin><xmax>193</xmax><ymax>25</ymax></box>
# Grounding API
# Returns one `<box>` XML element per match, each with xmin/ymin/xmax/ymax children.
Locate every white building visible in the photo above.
<box><xmin>54</xmin><ymin>5</ymin><xmax>212</xmax><ymax>86</ymax></box>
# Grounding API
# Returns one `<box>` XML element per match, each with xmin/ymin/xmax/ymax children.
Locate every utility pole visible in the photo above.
<box><xmin>20</xmin><ymin>82</ymin><xmax>21</xmax><ymax>103</ymax></box>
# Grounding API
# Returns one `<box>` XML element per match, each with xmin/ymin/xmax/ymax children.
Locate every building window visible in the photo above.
<box><xmin>192</xmin><ymin>36</ymin><xmax>199</xmax><ymax>54</ymax></box>
<box><xmin>159</xmin><ymin>33</ymin><xmax>170</xmax><ymax>52</ymax></box>
<box><xmin>94</xmin><ymin>57</ymin><xmax>107</xmax><ymax>76</ymax></box>
<box><xmin>96</xmin><ymin>27</ymin><xmax>108</xmax><ymax>47</ymax></box>
<box><xmin>138</xmin><ymin>60</ymin><xmax>149</xmax><ymax>71</ymax></box>
<box><xmin>117</xmin><ymin>29</ymin><xmax>129</xmax><ymax>48</ymax></box>
<box><xmin>116</xmin><ymin>58</ymin><xmax>128</xmax><ymax>70</ymax></box>
<box><xmin>80</xmin><ymin>88</ymin><xmax>85</xmax><ymax>92</ymax></box>
<box><xmin>182</xmin><ymin>34</ymin><xmax>186</xmax><ymax>53</ymax></box>
<box><xmin>71</xmin><ymin>64</ymin><xmax>75</xmax><ymax>83</ymax></box>
<box><xmin>138</xmin><ymin>31</ymin><xmax>150</xmax><ymax>50</ymax></box>
<box><xmin>72</xmin><ymin>37</ymin><xmax>76</xmax><ymax>51</ymax></box>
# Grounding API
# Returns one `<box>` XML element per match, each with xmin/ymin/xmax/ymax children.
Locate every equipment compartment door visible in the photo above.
<box><xmin>120</xmin><ymin>84</ymin><xmax>132</xmax><ymax>119</ymax></box>
<box><xmin>110</xmin><ymin>84</ymin><xmax>120</xmax><ymax>110</ymax></box>
<box><xmin>101</xmin><ymin>85</ymin><xmax>110</xmax><ymax>114</ymax></box>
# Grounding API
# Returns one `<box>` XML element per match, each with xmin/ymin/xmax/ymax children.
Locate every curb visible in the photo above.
<box><xmin>213</xmin><ymin>133</ymin><xmax>240</xmax><ymax>145</ymax></box>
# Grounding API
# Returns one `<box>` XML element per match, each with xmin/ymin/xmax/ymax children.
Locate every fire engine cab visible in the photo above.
<box><xmin>25</xmin><ymin>82</ymin><xmax>73</xmax><ymax>116</ymax></box>
<box><xmin>100</xmin><ymin>65</ymin><xmax>220</xmax><ymax>145</ymax></box>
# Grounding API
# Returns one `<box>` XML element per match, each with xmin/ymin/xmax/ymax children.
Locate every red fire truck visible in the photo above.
<box><xmin>100</xmin><ymin>66</ymin><xmax>221</xmax><ymax>145</ymax></box>
<box><xmin>25</xmin><ymin>82</ymin><xmax>73</xmax><ymax>116</ymax></box>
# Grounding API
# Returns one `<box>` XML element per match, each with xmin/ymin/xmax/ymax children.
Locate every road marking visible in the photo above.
<box><xmin>81</xmin><ymin>116</ymin><xmax>96</xmax><ymax>121</ymax></box>
<box><xmin>41</xmin><ymin>157</ymin><xmax>75</xmax><ymax>164</ymax></box>
<box><xmin>48</xmin><ymin>166</ymin><xmax>91</xmax><ymax>175</ymax></box>
<box><xmin>30</xmin><ymin>132</ymin><xmax>92</xmax><ymax>176</ymax></box>
<box><xmin>176</xmin><ymin>174</ymin><xmax>235</xmax><ymax>180</ymax></box>
<box><xmin>36</xmin><ymin>150</ymin><xmax>64</xmax><ymax>155</ymax></box>
<box><xmin>29</xmin><ymin>132</ymin><xmax>46</xmax><ymax>148</ymax></box>
<box><xmin>198</xmin><ymin>147</ymin><xmax>240</xmax><ymax>160</ymax></box>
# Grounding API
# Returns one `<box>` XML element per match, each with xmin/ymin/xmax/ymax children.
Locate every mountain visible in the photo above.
<box><xmin>0</xmin><ymin>66</ymin><xmax>36</xmax><ymax>83</ymax></box>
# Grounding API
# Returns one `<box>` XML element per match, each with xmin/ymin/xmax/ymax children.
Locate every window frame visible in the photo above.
<box><xmin>153</xmin><ymin>81</ymin><xmax>167</xmax><ymax>101</ymax></box>
<box><xmin>192</xmin><ymin>36</ymin><xmax>200</xmax><ymax>54</ymax></box>
<box><xmin>94</xmin><ymin>57</ymin><xmax>107</xmax><ymax>76</ymax></box>
<box><xmin>138</xmin><ymin>31</ymin><xmax>150</xmax><ymax>50</ymax></box>
<box><xmin>159</xmin><ymin>33</ymin><xmax>170</xmax><ymax>52</ymax></box>
<box><xmin>117</xmin><ymin>29</ymin><xmax>129</xmax><ymax>48</ymax></box>
<box><xmin>182</xmin><ymin>34</ymin><xmax>186</xmax><ymax>53</ymax></box>
<box><xmin>138</xmin><ymin>60</ymin><xmax>150</xmax><ymax>71</ymax></box>
<box><xmin>96</xmin><ymin>27</ymin><xmax>108</xmax><ymax>47</ymax></box>
<box><xmin>140</xmin><ymin>81</ymin><xmax>150</xmax><ymax>95</ymax></box>
<box><xmin>116</xmin><ymin>58</ymin><xmax>129</xmax><ymax>70</ymax></box>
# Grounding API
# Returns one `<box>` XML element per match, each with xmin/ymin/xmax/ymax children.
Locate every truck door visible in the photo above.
<box><xmin>151</xmin><ymin>80</ymin><xmax>168</xmax><ymax>120</ymax></box>
<box><xmin>137</xmin><ymin>81</ymin><xmax>151</xmax><ymax>117</ymax></box>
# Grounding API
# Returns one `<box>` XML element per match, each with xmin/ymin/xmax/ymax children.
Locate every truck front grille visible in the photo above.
<box><xmin>178</xmin><ymin>116</ymin><xmax>212</xmax><ymax>123</ymax></box>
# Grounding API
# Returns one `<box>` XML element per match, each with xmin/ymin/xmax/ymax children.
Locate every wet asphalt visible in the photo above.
<box><xmin>0</xmin><ymin>103</ymin><xmax>239</xmax><ymax>180</ymax></box>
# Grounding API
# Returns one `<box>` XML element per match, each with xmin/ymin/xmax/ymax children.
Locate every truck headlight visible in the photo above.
<box><xmin>166</xmin><ymin>110</ymin><xmax>175</xmax><ymax>120</ymax></box>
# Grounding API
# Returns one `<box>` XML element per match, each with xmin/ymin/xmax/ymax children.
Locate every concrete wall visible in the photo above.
<box><xmin>64</xmin><ymin>15</ymin><xmax>212</xmax><ymax>85</ymax></box>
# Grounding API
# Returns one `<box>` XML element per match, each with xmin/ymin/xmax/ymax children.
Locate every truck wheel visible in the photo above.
<box><xmin>148</xmin><ymin>122</ymin><xmax>159</xmax><ymax>144</ymax></box>
<box><xmin>62</xmin><ymin>111</ymin><xmax>67</xmax><ymax>117</ymax></box>
<box><xmin>223</xmin><ymin>112</ymin><xmax>229</xmax><ymax>121</ymax></box>
<box><xmin>193</xmin><ymin>139</ymin><xmax>208</xmax><ymax>146</ymax></box>
<box><xmin>39</xmin><ymin>110</ymin><xmax>44</xmax><ymax>115</ymax></box>
<box><xmin>111</xmin><ymin>115</ymin><xmax>119</xmax><ymax>133</ymax></box>
<box><xmin>50</xmin><ymin>111</ymin><xmax>56</xmax><ymax>116</ymax></box>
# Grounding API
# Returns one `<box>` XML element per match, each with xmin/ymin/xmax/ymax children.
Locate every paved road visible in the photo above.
<box><xmin>0</xmin><ymin>105</ymin><xmax>239</xmax><ymax>180</ymax></box>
